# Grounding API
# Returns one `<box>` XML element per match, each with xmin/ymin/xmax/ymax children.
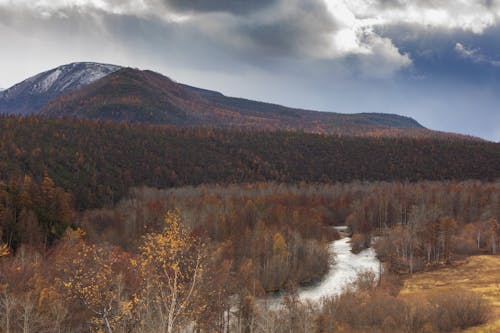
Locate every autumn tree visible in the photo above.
<box><xmin>58</xmin><ymin>229</ymin><xmax>133</xmax><ymax>333</ymax></box>
<box><xmin>0</xmin><ymin>245</ymin><xmax>65</xmax><ymax>333</ymax></box>
<box><xmin>272</xmin><ymin>232</ymin><xmax>287</xmax><ymax>257</ymax></box>
<box><xmin>134</xmin><ymin>210</ymin><xmax>205</xmax><ymax>333</ymax></box>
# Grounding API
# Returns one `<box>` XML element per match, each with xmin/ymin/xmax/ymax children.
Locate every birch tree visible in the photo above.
<box><xmin>134</xmin><ymin>210</ymin><xmax>204</xmax><ymax>333</ymax></box>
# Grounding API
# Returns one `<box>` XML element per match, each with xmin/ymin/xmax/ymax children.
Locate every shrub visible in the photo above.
<box><xmin>430</xmin><ymin>290</ymin><xmax>490</xmax><ymax>331</ymax></box>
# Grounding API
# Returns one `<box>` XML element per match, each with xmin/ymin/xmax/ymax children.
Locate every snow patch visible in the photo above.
<box><xmin>32</xmin><ymin>69</ymin><xmax>62</xmax><ymax>93</ymax></box>
<box><xmin>58</xmin><ymin>63</ymin><xmax>119</xmax><ymax>91</ymax></box>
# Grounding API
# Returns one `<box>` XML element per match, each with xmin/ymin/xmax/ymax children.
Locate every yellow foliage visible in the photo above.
<box><xmin>135</xmin><ymin>209</ymin><xmax>205</xmax><ymax>331</ymax></box>
<box><xmin>120</xmin><ymin>301</ymin><xmax>133</xmax><ymax>315</ymax></box>
<box><xmin>273</xmin><ymin>232</ymin><xmax>287</xmax><ymax>256</ymax></box>
<box><xmin>63</xmin><ymin>227</ymin><xmax>86</xmax><ymax>244</ymax></box>
<box><xmin>0</xmin><ymin>243</ymin><xmax>9</xmax><ymax>257</ymax></box>
<box><xmin>59</xmin><ymin>239</ymin><xmax>127</xmax><ymax>332</ymax></box>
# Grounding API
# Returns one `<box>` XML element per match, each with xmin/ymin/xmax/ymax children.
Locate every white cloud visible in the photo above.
<box><xmin>455</xmin><ymin>42</ymin><xmax>479</xmax><ymax>58</ymax></box>
<box><xmin>5</xmin><ymin>0</ymin><xmax>498</xmax><ymax>33</ymax></box>
<box><xmin>342</xmin><ymin>0</ymin><xmax>500</xmax><ymax>34</ymax></box>
<box><xmin>0</xmin><ymin>0</ymin><xmax>186</xmax><ymax>20</ymax></box>
<box><xmin>455</xmin><ymin>42</ymin><xmax>500</xmax><ymax>66</ymax></box>
<box><xmin>317</xmin><ymin>0</ymin><xmax>500</xmax><ymax>74</ymax></box>
<box><xmin>2</xmin><ymin>0</ymin><xmax>500</xmax><ymax>81</ymax></box>
<box><xmin>321</xmin><ymin>0</ymin><xmax>500</xmax><ymax>60</ymax></box>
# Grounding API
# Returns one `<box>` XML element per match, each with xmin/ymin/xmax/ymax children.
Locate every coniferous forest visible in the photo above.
<box><xmin>1</xmin><ymin>116</ymin><xmax>498</xmax><ymax>209</ymax></box>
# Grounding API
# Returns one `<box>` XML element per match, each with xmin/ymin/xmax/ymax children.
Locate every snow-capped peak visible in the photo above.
<box><xmin>2</xmin><ymin>62</ymin><xmax>121</xmax><ymax>98</ymax></box>
<box><xmin>0</xmin><ymin>62</ymin><xmax>122</xmax><ymax>115</ymax></box>
<box><xmin>21</xmin><ymin>62</ymin><xmax>121</xmax><ymax>95</ymax></box>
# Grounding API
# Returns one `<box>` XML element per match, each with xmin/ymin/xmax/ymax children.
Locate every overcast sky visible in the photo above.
<box><xmin>1</xmin><ymin>0</ymin><xmax>500</xmax><ymax>141</ymax></box>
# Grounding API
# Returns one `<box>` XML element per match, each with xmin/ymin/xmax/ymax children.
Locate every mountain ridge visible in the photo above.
<box><xmin>0</xmin><ymin>62</ymin><xmax>477</xmax><ymax>139</ymax></box>
<box><xmin>180</xmin><ymin>83</ymin><xmax>423</xmax><ymax>129</ymax></box>
<box><xmin>37</xmin><ymin>66</ymin><xmax>432</xmax><ymax>136</ymax></box>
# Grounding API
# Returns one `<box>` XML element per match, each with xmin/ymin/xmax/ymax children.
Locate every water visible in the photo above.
<box><xmin>298</xmin><ymin>236</ymin><xmax>381</xmax><ymax>302</ymax></box>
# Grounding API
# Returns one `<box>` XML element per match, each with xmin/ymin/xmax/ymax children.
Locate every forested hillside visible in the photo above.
<box><xmin>37</xmin><ymin>67</ymin><xmax>445</xmax><ymax>137</ymax></box>
<box><xmin>1</xmin><ymin>116</ymin><xmax>499</xmax><ymax>210</ymax></box>
<box><xmin>1</xmin><ymin>64</ymin><xmax>443</xmax><ymax>137</ymax></box>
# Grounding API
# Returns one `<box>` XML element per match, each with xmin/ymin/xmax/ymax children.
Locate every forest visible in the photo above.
<box><xmin>0</xmin><ymin>116</ymin><xmax>499</xmax><ymax>210</ymax></box>
<box><xmin>0</xmin><ymin>114</ymin><xmax>499</xmax><ymax>332</ymax></box>
<box><xmin>0</xmin><ymin>178</ymin><xmax>498</xmax><ymax>332</ymax></box>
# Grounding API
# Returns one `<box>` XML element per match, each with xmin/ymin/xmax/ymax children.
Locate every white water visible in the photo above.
<box><xmin>297</xmin><ymin>237</ymin><xmax>381</xmax><ymax>302</ymax></box>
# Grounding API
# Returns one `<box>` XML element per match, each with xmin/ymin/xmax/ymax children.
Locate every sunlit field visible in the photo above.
<box><xmin>400</xmin><ymin>255</ymin><xmax>500</xmax><ymax>332</ymax></box>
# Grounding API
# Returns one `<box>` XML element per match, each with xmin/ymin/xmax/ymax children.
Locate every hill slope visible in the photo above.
<box><xmin>1</xmin><ymin>116</ymin><xmax>498</xmax><ymax>209</ymax></box>
<box><xmin>182</xmin><ymin>83</ymin><xmax>423</xmax><ymax>129</ymax></box>
<box><xmin>0</xmin><ymin>62</ymin><xmax>121</xmax><ymax>115</ymax></box>
<box><xmin>37</xmin><ymin>67</ymin><xmax>428</xmax><ymax>136</ymax></box>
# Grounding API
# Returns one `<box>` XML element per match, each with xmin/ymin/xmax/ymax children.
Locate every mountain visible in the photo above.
<box><xmin>38</xmin><ymin>66</ymin><xmax>427</xmax><ymax>136</ymax></box>
<box><xmin>3</xmin><ymin>62</ymin><xmax>479</xmax><ymax>138</ymax></box>
<box><xmin>0</xmin><ymin>62</ymin><xmax>121</xmax><ymax>115</ymax></box>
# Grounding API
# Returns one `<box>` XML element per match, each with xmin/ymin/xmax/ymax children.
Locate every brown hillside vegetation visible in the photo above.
<box><xmin>1</xmin><ymin>116</ymin><xmax>499</xmax><ymax>210</ymax></box>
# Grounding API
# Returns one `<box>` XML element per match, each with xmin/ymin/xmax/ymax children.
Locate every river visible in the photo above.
<box><xmin>297</xmin><ymin>236</ymin><xmax>381</xmax><ymax>302</ymax></box>
<box><xmin>264</xmin><ymin>229</ymin><xmax>381</xmax><ymax>308</ymax></box>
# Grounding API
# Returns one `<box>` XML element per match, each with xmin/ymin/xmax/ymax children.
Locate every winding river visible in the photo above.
<box><xmin>265</xmin><ymin>229</ymin><xmax>381</xmax><ymax>308</ymax></box>
<box><xmin>297</xmin><ymin>236</ymin><xmax>381</xmax><ymax>302</ymax></box>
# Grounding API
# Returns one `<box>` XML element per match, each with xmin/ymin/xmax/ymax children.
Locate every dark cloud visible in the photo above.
<box><xmin>233</xmin><ymin>1</ymin><xmax>335</xmax><ymax>58</ymax></box>
<box><xmin>162</xmin><ymin>0</ymin><xmax>276</xmax><ymax>14</ymax></box>
<box><xmin>376</xmin><ymin>23</ymin><xmax>500</xmax><ymax>84</ymax></box>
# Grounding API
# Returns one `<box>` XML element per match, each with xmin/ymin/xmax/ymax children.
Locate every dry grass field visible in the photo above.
<box><xmin>399</xmin><ymin>255</ymin><xmax>500</xmax><ymax>332</ymax></box>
